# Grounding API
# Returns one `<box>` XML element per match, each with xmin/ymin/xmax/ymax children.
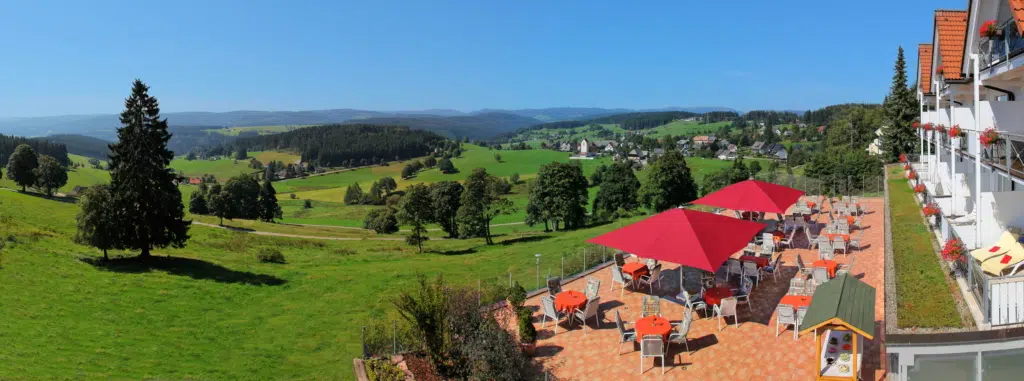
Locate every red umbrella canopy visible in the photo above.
<box><xmin>587</xmin><ymin>208</ymin><xmax>765</xmax><ymax>272</ymax></box>
<box><xmin>691</xmin><ymin>179</ymin><xmax>805</xmax><ymax>215</ymax></box>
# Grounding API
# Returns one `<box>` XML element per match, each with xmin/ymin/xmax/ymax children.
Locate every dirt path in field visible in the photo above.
<box><xmin>193</xmin><ymin>221</ymin><xmax>405</xmax><ymax>241</ymax></box>
<box><xmin>283</xmin><ymin>221</ymin><xmax>526</xmax><ymax>232</ymax></box>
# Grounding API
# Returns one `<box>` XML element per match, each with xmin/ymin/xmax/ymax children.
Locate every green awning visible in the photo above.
<box><xmin>799</xmin><ymin>273</ymin><xmax>876</xmax><ymax>339</ymax></box>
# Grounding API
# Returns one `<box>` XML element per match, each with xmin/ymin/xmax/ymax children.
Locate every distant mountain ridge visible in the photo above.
<box><xmin>0</xmin><ymin>106</ymin><xmax>738</xmax><ymax>140</ymax></box>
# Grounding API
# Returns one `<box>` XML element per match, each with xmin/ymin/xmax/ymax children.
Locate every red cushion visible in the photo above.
<box><xmin>990</xmin><ymin>246</ymin><xmax>1001</xmax><ymax>253</ymax></box>
<box><xmin>1001</xmin><ymin>255</ymin><xmax>1013</xmax><ymax>264</ymax></box>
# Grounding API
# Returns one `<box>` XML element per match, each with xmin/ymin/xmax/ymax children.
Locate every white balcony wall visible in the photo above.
<box><xmin>979</xmin><ymin>101</ymin><xmax>1024</xmax><ymax>134</ymax></box>
<box><xmin>938</xmin><ymin>109</ymin><xmax>951</xmax><ymax>126</ymax></box>
<box><xmin>953</xmin><ymin>106</ymin><xmax>976</xmax><ymax>131</ymax></box>
<box><xmin>923</xmin><ymin>111</ymin><xmax>938</xmax><ymax>124</ymax></box>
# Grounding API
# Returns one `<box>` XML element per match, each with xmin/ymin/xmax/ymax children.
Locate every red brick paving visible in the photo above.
<box><xmin>523</xmin><ymin>198</ymin><xmax>887</xmax><ymax>380</ymax></box>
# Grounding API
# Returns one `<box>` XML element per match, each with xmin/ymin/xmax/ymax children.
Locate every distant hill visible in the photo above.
<box><xmin>42</xmin><ymin>134</ymin><xmax>111</xmax><ymax>160</ymax></box>
<box><xmin>233</xmin><ymin>124</ymin><xmax>449</xmax><ymax>167</ymax></box>
<box><xmin>348</xmin><ymin>112</ymin><xmax>541</xmax><ymax>139</ymax></box>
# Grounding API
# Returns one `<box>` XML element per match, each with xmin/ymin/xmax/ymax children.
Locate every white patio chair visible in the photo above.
<box><xmin>764</xmin><ymin>255</ymin><xmax>784</xmax><ymax>282</ymax></box>
<box><xmin>818</xmin><ymin>243</ymin><xmax>834</xmax><ymax>260</ymax></box>
<box><xmin>848</xmin><ymin>230</ymin><xmax>865</xmax><ymax>252</ymax></box>
<box><xmin>585</xmin><ymin>276</ymin><xmax>601</xmax><ymax>299</ymax></box>
<box><xmin>641</xmin><ymin>295</ymin><xmax>661</xmax><ymax>317</ymax></box>
<box><xmin>805</xmin><ymin>228</ymin><xmax>819</xmax><ymax>250</ymax></box>
<box><xmin>776</xmin><ymin>304</ymin><xmax>798</xmax><ymax>339</ymax></box>
<box><xmin>669</xmin><ymin>312</ymin><xmax>692</xmax><ymax>354</ymax></box>
<box><xmin>573</xmin><ymin>296</ymin><xmax>601</xmax><ymax>335</ymax></box>
<box><xmin>681</xmin><ymin>289</ymin><xmax>708</xmax><ymax>319</ymax></box>
<box><xmin>796</xmin><ymin>307</ymin><xmax>811</xmax><ymax>340</ymax></box>
<box><xmin>812</xmin><ymin>267</ymin><xmax>830</xmax><ymax>284</ymax></box>
<box><xmin>742</xmin><ymin>242</ymin><xmax>757</xmax><ymax>256</ymax></box>
<box><xmin>640</xmin><ymin>335</ymin><xmax>666</xmax><ymax>374</ymax></box>
<box><xmin>741</xmin><ymin>261</ymin><xmax>760</xmax><ymax>287</ymax></box>
<box><xmin>731</xmin><ymin>276</ymin><xmax>754</xmax><ymax>313</ymax></box>
<box><xmin>795</xmin><ymin>254</ymin><xmax>811</xmax><ymax>277</ymax></box>
<box><xmin>762</xmin><ymin>233</ymin><xmax>774</xmax><ymax>246</ymax></box>
<box><xmin>837</xmin><ymin>256</ymin><xmax>855</xmax><ymax>277</ymax></box>
<box><xmin>836</xmin><ymin>224</ymin><xmax>850</xmax><ymax>235</ymax></box>
<box><xmin>638</xmin><ymin>265</ymin><xmax>663</xmax><ymax>293</ymax></box>
<box><xmin>610</xmin><ymin>266</ymin><xmax>632</xmax><ymax>297</ymax></box>
<box><xmin>713</xmin><ymin>297</ymin><xmax>740</xmax><ymax>330</ymax></box>
<box><xmin>805</xmin><ymin>279</ymin><xmax>819</xmax><ymax>296</ymax></box>
<box><xmin>614</xmin><ymin>310</ymin><xmax>637</xmax><ymax>354</ymax></box>
<box><xmin>789</xmin><ymin>278</ymin><xmax>805</xmax><ymax>295</ymax></box>
<box><xmin>541</xmin><ymin>295</ymin><xmax>567</xmax><ymax>333</ymax></box>
<box><xmin>760</xmin><ymin>241</ymin><xmax>775</xmax><ymax>256</ymax></box>
<box><xmin>778</xmin><ymin>230</ymin><xmax>796</xmax><ymax>250</ymax></box>
<box><xmin>727</xmin><ymin>259</ymin><xmax>742</xmax><ymax>279</ymax></box>
<box><xmin>645</xmin><ymin>258</ymin><xmax>659</xmax><ymax>269</ymax></box>
<box><xmin>832</xmin><ymin>237</ymin><xmax>847</xmax><ymax>255</ymax></box>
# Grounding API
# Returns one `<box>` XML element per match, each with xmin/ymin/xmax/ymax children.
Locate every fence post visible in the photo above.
<box><xmin>362</xmin><ymin>326</ymin><xmax>367</xmax><ymax>358</ymax></box>
<box><xmin>509</xmin><ymin>271</ymin><xmax>512</xmax><ymax>288</ymax></box>
<box><xmin>478</xmin><ymin>279</ymin><xmax>481</xmax><ymax>305</ymax></box>
<box><xmin>392</xmin><ymin>320</ymin><xmax>397</xmax><ymax>355</ymax></box>
<box><xmin>560</xmin><ymin>255</ymin><xmax>564</xmax><ymax>279</ymax></box>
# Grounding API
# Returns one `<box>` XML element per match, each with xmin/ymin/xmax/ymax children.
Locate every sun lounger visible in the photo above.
<box><xmin>971</xmin><ymin>231</ymin><xmax>1024</xmax><ymax>276</ymax></box>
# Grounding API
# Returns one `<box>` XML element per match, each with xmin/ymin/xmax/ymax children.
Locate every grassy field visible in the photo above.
<box><xmin>886</xmin><ymin>165</ymin><xmax>962</xmax><ymax>328</ymax></box>
<box><xmin>0</xmin><ymin>154</ymin><xmax>110</xmax><ymax>194</ymax></box>
<box><xmin>170</xmin><ymin>151</ymin><xmax>301</xmax><ymax>180</ymax></box>
<box><xmin>206</xmin><ymin>125</ymin><xmax>312</xmax><ymax>136</ymax></box>
<box><xmin>0</xmin><ymin>189</ymin><xmax>637</xmax><ymax>379</ymax></box>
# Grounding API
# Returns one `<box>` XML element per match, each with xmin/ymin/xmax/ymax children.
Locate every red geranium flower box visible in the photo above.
<box><xmin>949</xmin><ymin>125</ymin><xmax>963</xmax><ymax>138</ymax></box>
<box><xmin>922</xmin><ymin>203</ymin><xmax>941</xmax><ymax>217</ymax></box>
<box><xmin>981</xmin><ymin>128</ymin><xmax>1001</xmax><ymax>147</ymax></box>
<box><xmin>914</xmin><ymin>184</ymin><xmax>926</xmax><ymax>193</ymax></box>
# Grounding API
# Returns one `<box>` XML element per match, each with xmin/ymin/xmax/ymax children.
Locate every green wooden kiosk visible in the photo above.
<box><xmin>799</xmin><ymin>273</ymin><xmax>876</xmax><ymax>381</ymax></box>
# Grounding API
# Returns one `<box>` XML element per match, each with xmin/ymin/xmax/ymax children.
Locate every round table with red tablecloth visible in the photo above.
<box><xmin>703</xmin><ymin>287</ymin><xmax>733</xmax><ymax>306</ymax></box>
<box><xmin>634</xmin><ymin>315</ymin><xmax>673</xmax><ymax>342</ymax></box>
<box><xmin>621</xmin><ymin>262</ymin><xmax>649</xmax><ymax>280</ymax></box>
<box><xmin>823</xmin><ymin>233</ymin><xmax>850</xmax><ymax>242</ymax></box>
<box><xmin>845</xmin><ymin>216</ymin><xmax>856</xmax><ymax>225</ymax></box>
<box><xmin>553</xmin><ymin>290</ymin><xmax>587</xmax><ymax>313</ymax></box>
<box><xmin>807</xmin><ymin>201</ymin><xmax>817</xmax><ymax>209</ymax></box>
<box><xmin>739</xmin><ymin>255</ymin><xmax>770</xmax><ymax>268</ymax></box>
<box><xmin>811</xmin><ymin>259</ymin><xmax>839</xmax><ymax>278</ymax></box>
<box><xmin>772</xmin><ymin>230</ymin><xmax>786</xmax><ymax>243</ymax></box>
<box><xmin>779</xmin><ymin>295</ymin><xmax>813</xmax><ymax>309</ymax></box>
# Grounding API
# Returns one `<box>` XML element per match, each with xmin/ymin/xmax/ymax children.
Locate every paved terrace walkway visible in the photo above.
<box><xmin>523</xmin><ymin>198</ymin><xmax>886</xmax><ymax>380</ymax></box>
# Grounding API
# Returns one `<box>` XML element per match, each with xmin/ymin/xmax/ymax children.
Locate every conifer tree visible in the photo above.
<box><xmin>258</xmin><ymin>179</ymin><xmax>282</xmax><ymax>222</ymax></box>
<box><xmin>881</xmin><ymin>46</ymin><xmax>921</xmax><ymax>162</ymax></box>
<box><xmin>107</xmin><ymin>80</ymin><xmax>190</xmax><ymax>257</ymax></box>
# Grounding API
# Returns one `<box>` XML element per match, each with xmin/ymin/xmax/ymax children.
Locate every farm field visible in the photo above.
<box><xmin>206</xmin><ymin>125</ymin><xmax>312</xmax><ymax>136</ymax></box>
<box><xmin>170</xmin><ymin>151</ymin><xmax>301</xmax><ymax>180</ymax></box>
<box><xmin>0</xmin><ymin>188</ymin><xmax>638</xmax><ymax>379</ymax></box>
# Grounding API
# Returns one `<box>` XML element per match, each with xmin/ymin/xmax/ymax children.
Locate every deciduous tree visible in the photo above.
<box><xmin>456</xmin><ymin>168</ymin><xmax>516</xmax><ymax>244</ymax></box>
<box><xmin>189</xmin><ymin>191</ymin><xmax>209</xmax><ymax>215</ymax></box>
<box><xmin>74</xmin><ymin>185</ymin><xmax>119</xmax><ymax>260</ymax></box>
<box><xmin>397</xmin><ymin>184</ymin><xmax>432</xmax><ymax>253</ymax></box>
<box><xmin>592</xmin><ymin>161</ymin><xmax>640</xmax><ymax>216</ymax></box>
<box><xmin>33</xmin><ymin>154</ymin><xmax>67</xmax><ymax>196</ymax></box>
<box><xmin>639</xmin><ymin>151</ymin><xmax>698</xmax><ymax>212</ymax></box>
<box><xmin>344</xmin><ymin>183</ymin><xmax>365</xmax><ymax>205</ymax></box>
<box><xmin>429</xmin><ymin>181</ymin><xmax>463</xmax><ymax>238</ymax></box>
<box><xmin>6</xmin><ymin>144</ymin><xmax>38</xmax><ymax>192</ymax></box>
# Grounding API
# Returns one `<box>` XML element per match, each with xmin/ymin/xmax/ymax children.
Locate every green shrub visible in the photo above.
<box><xmin>289</xmin><ymin>193</ymin><xmax>297</xmax><ymax>199</ymax></box>
<box><xmin>506</xmin><ymin>281</ymin><xmax>526</xmax><ymax>309</ymax></box>
<box><xmin>517</xmin><ymin>308</ymin><xmax>536</xmax><ymax>344</ymax></box>
<box><xmin>256</xmin><ymin>248</ymin><xmax>286</xmax><ymax>264</ymax></box>
<box><xmin>365</xmin><ymin>358</ymin><xmax>405</xmax><ymax>381</ymax></box>
<box><xmin>303</xmin><ymin>199</ymin><xmax>312</xmax><ymax>209</ymax></box>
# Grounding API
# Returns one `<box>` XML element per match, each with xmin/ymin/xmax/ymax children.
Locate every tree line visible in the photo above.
<box><xmin>188</xmin><ymin>169</ymin><xmax>282</xmax><ymax>225</ymax></box>
<box><xmin>230</xmin><ymin>124</ymin><xmax>449</xmax><ymax>167</ymax></box>
<box><xmin>0</xmin><ymin>134</ymin><xmax>70</xmax><ymax>167</ymax></box>
<box><xmin>4</xmin><ymin>144</ymin><xmax>69</xmax><ymax>196</ymax></box>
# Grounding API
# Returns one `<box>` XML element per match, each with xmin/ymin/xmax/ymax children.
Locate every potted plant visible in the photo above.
<box><xmin>949</xmin><ymin>124</ymin><xmax>964</xmax><ymax>138</ymax></box>
<box><xmin>506</xmin><ymin>281</ymin><xmax>527</xmax><ymax>311</ymax></box>
<box><xmin>981</xmin><ymin>127</ymin><xmax>1002</xmax><ymax>147</ymax></box>
<box><xmin>914</xmin><ymin>184</ymin><xmax>926</xmax><ymax>193</ymax></box>
<box><xmin>923</xmin><ymin>123</ymin><xmax>934</xmax><ymax>132</ymax></box>
<box><xmin>912</xmin><ymin>121</ymin><xmax>920</xmax><ymax>130</ymax></box>
<box><xmin>517</xmin><ymin>307</ymin><xmax>537</xmax><ymax>356</ymax></box>
<box><xmin>981</xmin><ymin>19</ymin><xmax>1003</xmax><ymax>39</ymax></box>
<box><xmin>942</xmin><ymin>238</ymin><xmax>968</xmax><ymax>274</ymax></box>
<box><xmin>935</xmin><ymin>124</ymin><xmax>947</xmax><ymax>135</ymax></box>
<box><xmin>922</xmin><ymin>202</ymin><xmax>941</xmax><ymax>225</ymax></box>
<box><xmin>907</xmin><ymin>170</ymin><xmax>918</xmax><ymax>180</ymax></box>
<box><xmin>899</xmin><ymin>153</ymin><xmax>908</xmax><ymax>163</ymax></box>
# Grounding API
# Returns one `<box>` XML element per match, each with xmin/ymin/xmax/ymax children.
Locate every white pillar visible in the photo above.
<box><xmin>972</xmin><ymin>53</ymin><xmax>982</xmax><ymax>248</ymax></box>
<box><xmin>919</xmin><ymin>91</ymin><xmax>925</xmax><ymax>161</ymax></box>
<box><xmin>950</xmin><ymin>91</ymin><xmax>957</xmax><ymax>214</ymax></box>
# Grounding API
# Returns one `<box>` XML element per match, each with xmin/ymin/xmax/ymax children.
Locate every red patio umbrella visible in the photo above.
<box><xmin>586</xmin><ymin>208</ymin><xmax>765</xmax><ymax>272</ymax></box>
<box><xmin>691</xmin><ymin>179</ymin><xmax>804</xmax><ymax>215</ymax></box>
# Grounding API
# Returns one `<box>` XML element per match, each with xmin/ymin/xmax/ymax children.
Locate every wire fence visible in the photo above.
<box><xmin>753</xmin><ymin>172</ymin><xmax>886</xmax><ymax>198</ymax></box>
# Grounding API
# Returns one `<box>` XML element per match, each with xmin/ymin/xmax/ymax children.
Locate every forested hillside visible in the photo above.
<box><xmin>802</xmin><ymin>103</ymin><xmax>881</xmax><ymax>126</ymax></box>
<box><xmin>233</xmin><ymin>124</ymin><xmax>448</xmax><ymax>167</ymax></box>
<box><xmin>348</xmin><ymin>112</ymin><xmax>539</xmax><ymax>139</ymax></box>
<box><xmin>589</xmin><ymin>111</ymin><xmax>699</xmax><ymax>130</ymax></box>
<box><xmin>42</xmin><ymin>134</ymin><xmax>111</xmax><ymax>160</ymax></box>
<box><xmin>0</xmin><ymin>134</ymin><xmax>70</xmax><ymax>166</ymax></box>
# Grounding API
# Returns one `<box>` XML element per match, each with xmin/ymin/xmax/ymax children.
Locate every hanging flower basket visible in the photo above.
<box><xmin>914</xmin><ymin>184</ymin><xmax>926</xmax><ymax>193</ymax></box>
<box><xmin>981</xmin><ymin>127</ymin><xmax>1002</xmax><ymax>147</ymax></box>
<box><xmin>942</xmin><ymin>238</ymin><xmax>968</xmax><ymax>264</ymax></box>
<box><xmin>949</xmin><ymin>125</ymin><xmax>963</xmax><ymax>138</ymax></box>
<box><xmin>922</xmin><ymin>202</ymin><xmax>941</xmax><ymax>217</ymax></box>
<box><xmin>981</xmin><ymin>20</ymin><xmax>1003</xmax><ymax>39</ymax></box>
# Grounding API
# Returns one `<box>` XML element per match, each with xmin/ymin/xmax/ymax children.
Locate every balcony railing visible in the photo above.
<box><xmin>979</xmin><ymin>136</ymin><xmax>1024</xmax><ymax>180</ymax></box>
<box><xmin>979</xmin><ymin>18</ymin><xmax>1024</xmax><ymax>71</ymax></box>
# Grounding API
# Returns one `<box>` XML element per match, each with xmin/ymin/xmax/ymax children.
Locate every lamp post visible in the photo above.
<box><xmin>535</xmin><ymin>254</ymin><xmax>542</xmax><ymax>289</ymax></box>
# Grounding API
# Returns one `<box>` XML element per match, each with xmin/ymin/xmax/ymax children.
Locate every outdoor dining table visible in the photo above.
<box><xmin>703</xmin><ymin>287</ymin><xmax>733</xmax><ymax>306</ymax></box>
<box><xmin>845</xmin><ymin>216</ymin><xmax>856</xmax><ymax>225</ymax></box>
<box><xmin>812</xmin><ymin>259</ymin><xmax>839</xmax><ymax>278</ymax></box>
<box><xmin>553</xmin><ymin>290</ymin><xmax>587</xmax><ymax>314</ymax></box>
<box><xmin>824</xmin><ymin>233</ymin><xmax>850</xmax><ymax>242</ymax></box>
<box><xmin>772</xmin><ymin>230</ymin><xmax>786</xmax><ymax>243</ymax></box>
<box><xmin>621</xmin><ymin>262</ymin><xmax>650</xmax><ymax>280</ymax></box>
<box><xmin>807</xmin><ymin>201</ymin><xmax>816</xmax><ymax>209</ymax></box>
<box><xmin>779</xmin><ymin>294</ymin><xmax>813</xmax><ymax>308</ymax></box>
<box><xmin>738</xmin><ymin>255</ymin><xmax>770</xmax><ymax>269</ymax></box>
<box><xmin>634</xmin><ymin>315</ymin><xmax>673</xmax><ymax>342</ymax></box>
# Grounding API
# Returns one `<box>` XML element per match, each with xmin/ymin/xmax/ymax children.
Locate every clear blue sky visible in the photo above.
<box><xmin>0</xmin><ymin>0</ymin><xmax>962</xmax><ymax>117</ymax></box>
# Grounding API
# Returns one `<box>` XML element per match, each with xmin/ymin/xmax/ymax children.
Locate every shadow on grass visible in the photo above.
<box><xmin>12</xmin><ymin>189</ymin><xmax>77</xmax><ymax>203</ymax></box>
<box><xmin>500</xmin><ymin>235</ymin><xmax>551</xmax><ymax>245</ymax></box>
<box><xmin>428</xmin><ymin>248</ymin><xmax>478</xmax><ymax>256</ymax></box>
<box><xmin>80</xmin><ymin>255</ymin><xmax>286</xmax><ymax>286</ymax></box>
<box><xmin>217</xmin><ymin>224</ymin><xmax>256</xmax><ymax>233</ymax></box>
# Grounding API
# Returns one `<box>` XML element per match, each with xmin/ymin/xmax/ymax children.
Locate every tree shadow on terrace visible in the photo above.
<box><xmin>80</xmin><ymin>255</ymin><xmax>287</xmax><ymax>286</ymax></box>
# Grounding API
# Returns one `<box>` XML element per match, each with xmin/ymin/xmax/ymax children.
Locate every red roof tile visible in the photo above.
<box><xmin>935</xmin><ymin>10</ymin><xmax>968</xmax><ymax>80</ymax></box>
<box><xmin>919</xmin><ymin>44</ymin><xmax>933</xmax><ymax>93</ymax></box>
<box><xmin>1011</xmin><ymin>0</ymin><xmax>1024</xmax><ymax>36</ymax></box>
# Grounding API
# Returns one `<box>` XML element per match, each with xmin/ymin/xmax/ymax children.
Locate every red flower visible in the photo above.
<box><xmin>899</xmin><ymin>153</ymin><xmax>908</xmax><ymax>163</ymax></box>
<box><xmin>914</xmin><ymin>184</ymin><xmax>926</xmax><ymax>193</ymax></box>
<box><xmin>935</xmin><ymin>66</ymin><xmax>944</xmax><ymax>76</ymax></box>
<box><xmin>908</xmin><ymin>171</ymin><xmax>918</xmax><ymax>180</ymax></box>
<box><xmin>922</xmin><ymin>202</ymin><xmax>941</xmax><ymax>217</ymax></box>
<box><xmin>981</xmin><ymin>20</ymin><xmax>999</xmax><ymax>38</ymax></box>
<box><xmin>935</xmin><ymin>124</ymin><xmax>947</xmax><ymax>134</ymax></box>
<box><xmin>949</xmin><ymin>125</ymin><xmax>963</xmax><ymax>138</ymax></box>
<box><xmin>912</xmin><ymin>121</ymin><xmax>920</xmax><ymax>129</ymax></box>
<box><xmin>981</xmin><ymin>127</ymin><xmax>1001</xmax><ymax>147</ymax></box>
<box><xmin>904</xmin><ymin>163</ymin><xmax>911</xmax><ymax>170</ymax></box>
<box><xmin>942</xmin><ymin>238</ymin><xmax>967</xmax><ymax>263</ymax></box>
<box><xmin>923</xmin><ymin>123</ymin><xmax>934</xmax><ymax>131</ymax></box>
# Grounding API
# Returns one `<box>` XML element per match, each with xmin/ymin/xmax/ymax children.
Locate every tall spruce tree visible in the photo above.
<box><xmin>881</xmin><ymin>46</ymin><xmax>921</xmax><ymax>163</ymax></box>
<box><xmin>107</xmin><ymin>80</ymin><xmax>190</xmax><ymax>257</ymax></box>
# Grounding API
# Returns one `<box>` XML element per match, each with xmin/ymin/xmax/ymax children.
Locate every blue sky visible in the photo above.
<box><xmin>0</xmin><ymin>0</ymin><xmax>963</xmax><ymax>117</ymax></box>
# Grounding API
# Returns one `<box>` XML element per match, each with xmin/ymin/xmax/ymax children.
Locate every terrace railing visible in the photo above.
<box><xmin>979</xmin><ymin>17</ymin><xmax>1024</xmax><ymax>71</ymax></box>
<box><xmin>753</xmin><ymin>172</ymin><xmax>885</xmax><ymax>198</ymax></box>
